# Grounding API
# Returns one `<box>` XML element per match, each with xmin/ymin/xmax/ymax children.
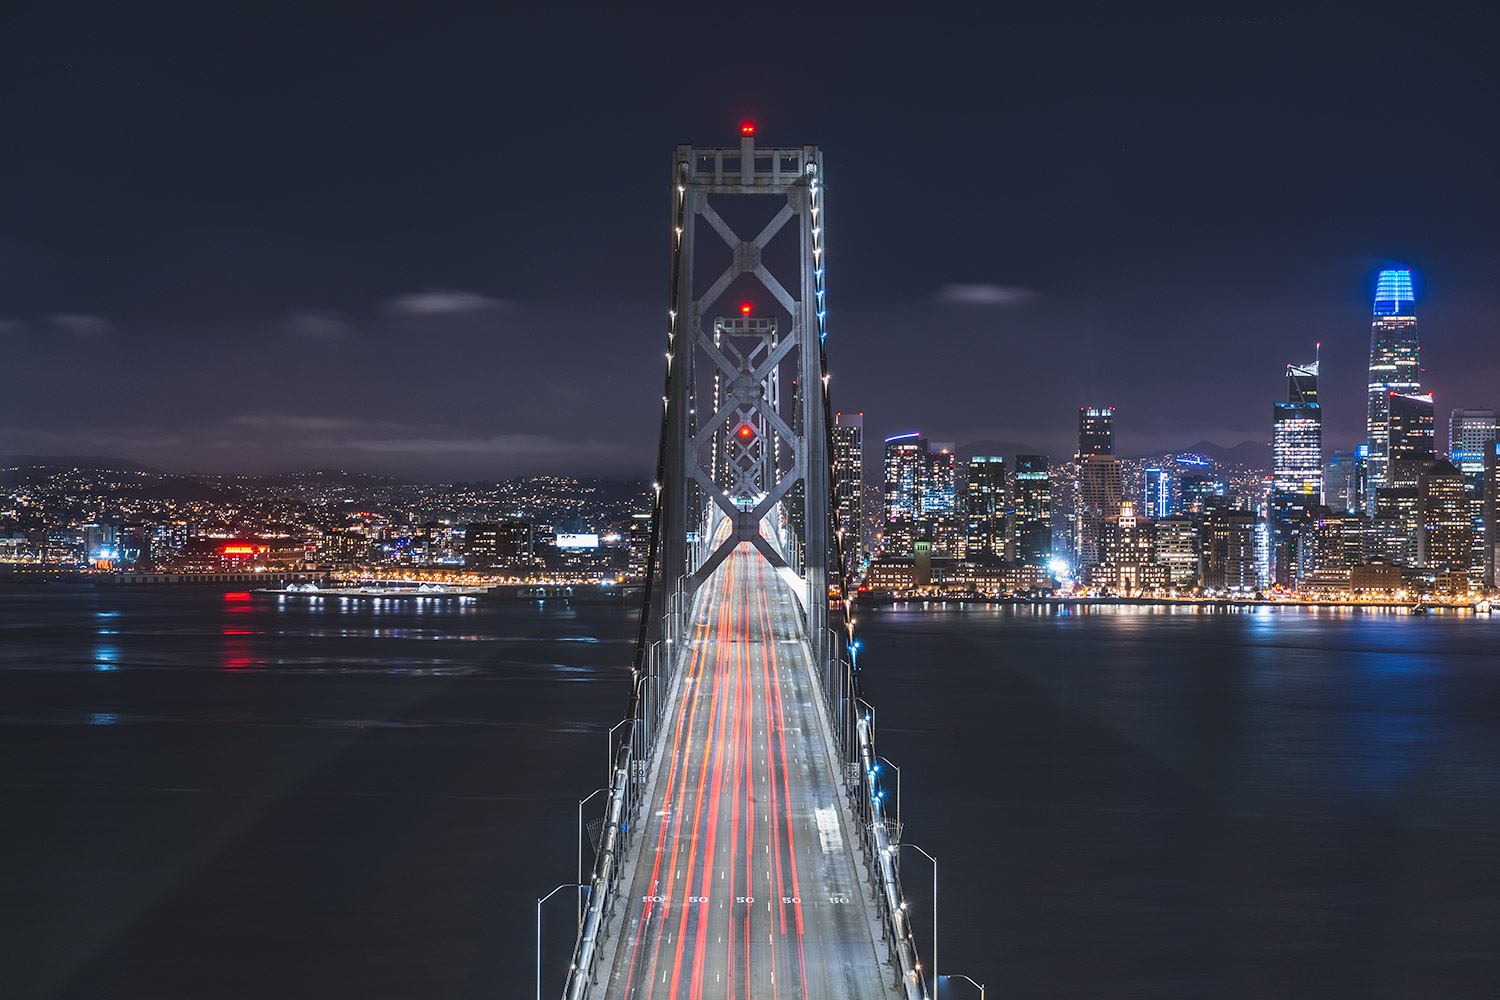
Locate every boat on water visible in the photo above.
<box><xmin>1409</xmin><ymin>601</ymin><xmax>1428</xmax><ymax>616</ymax></box>
<box><xmin>1476</xmin><ymin>599</ymin><xmax>1492</xmax><ymax>615</ymax></box>
<box><xmin>256</xmin><ymin>581</ymin><xmax>483</xmax><ymax>599</ymax></box>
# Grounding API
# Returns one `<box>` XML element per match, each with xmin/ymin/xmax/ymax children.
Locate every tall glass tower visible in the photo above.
<box><xmin>1366</xmin><ymin>269</ymin><xmax>1420</xmax><ymax>509</ymax></box>
<box><xmin>1272</xmin><ymin>352</ymin><xmax>1323</xmax><ymax>585</ymax></box>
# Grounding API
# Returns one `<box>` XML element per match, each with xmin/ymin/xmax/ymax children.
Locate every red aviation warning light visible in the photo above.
<box><xmin>737</xmin><ymin>424</ymin><xmax>756</xmax><ymax>441</ymax></box>
<box><xmin>740</xmin><ymin>120</ymin><xmax>756</xmax><ymax>137</ymax></box>
<box><xmin>740</xmin><ymin>302</ymin><xmax>753</xmax><ymax>316</ymax></box>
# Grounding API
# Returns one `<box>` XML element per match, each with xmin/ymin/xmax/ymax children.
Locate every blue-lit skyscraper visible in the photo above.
<box><xmin>1366</xmin><ymin>269</ymin><xmax>1420</xmax><ymax>510</ymax></box>
<box><xmin>1143</xmin><ymin>467</ymin><xmax>1173</xmax><ymax>519</ymax></box>
<box><xmin>883</xmin><ymin>433</ymin><xmax>927</xmax><ymax>555</ymax></box>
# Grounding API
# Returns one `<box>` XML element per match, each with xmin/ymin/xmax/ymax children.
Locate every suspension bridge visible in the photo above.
<box><xmin>550</xmin><ymin>126</ymin><xmax>938</xmax><ymax>1000</ymax></box>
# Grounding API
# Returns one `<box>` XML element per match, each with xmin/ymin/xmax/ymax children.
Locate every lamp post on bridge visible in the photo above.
<box><xmin>577</xmin><ymin>787</ymin><xmax>607</xmax><ymax>929</ymax></box>
<box><xmin>944</xmin><ymin>973</ymin><xmax>985</xmax><ymax>999</ymax></box>
<box><xmin>536</xmin><ymin>882</ymin><xmax>588</xmax><ymax>1000</ymax></box>
<box><xmin>606</xmin><ymin>719</ymin><xmax>629</xmax><ymax>778</ymax></box>
<box><xmin>894</xmin><ymin>842</ymin><xmax>937</xmax><ymax>1000</ymax></box>
<box><xmin>874</xmin><ymin>755</ymin><xmax>901</xmax><ymax>838</ymax></box>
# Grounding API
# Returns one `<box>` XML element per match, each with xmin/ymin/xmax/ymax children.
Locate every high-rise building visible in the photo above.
<box><xmin>1076</xmin><ymin>454</ymin><xmax>1122</xmax><ymax>566</ymax></box>
<box><xmin>1366</xmin><ymin>269</ymin><xmax>1420</xmax><ymax>508</ymax></box>
<box><xmin>1447</xmin><ymin>409</ymin><xmax>1496</xmax><ymax>587</ymax></box>
<box><xmin>1449</xmin><ymin>409</ymin><xmax>1499</xmax><ymax>484</ymax></box>
<box><xmin>924</xmin><ymin>443</ymin><xmax>963</xmax><ymax>556</ymax></box>
<box><xmin>1272</xmin><ymin>353</ymin><xmax>1323</xmax><ymax>586</ymax></box>
<box><xmin>1417</xmin><ymin>459</ymin><xmax>1471</xmax><ymax>578</ymax></box>
<box><xmin>1143</xmin><ymin>467</ymin><xmax>1173</xmax><ymax>519</ymax></box>
<box><xmin>832</xmin><ymin>412</ymin><xmax>863</xmax><ymax>572</ymax></box>
<box><xmin>1325</xmin><ymin>451</ymin><xmax>1362</xmax><ymax>514</ymax></box>
<box><xmin>1296</xmin><ymin>506</ymin><xmax>1348</xmax><ymax>579</ymax></box>
<box><xmin>1012</xmin><ymin>455</ymin><xmax>1052</xmax><ymax>566</ymax></box>
<box><xmin>1484</xmin><ymin>443</ymin><xmax>1500</xmax><ymax>588</ymax></box>
<box><xmin>1372</xmin><ymin>488</ymin><xmax>1419</xmax><ymax>565</ymax></box>
<box><xmin>883</xmin><ymin>433</ymin><xmax>927</xmax><ymax>555</ymax></box>
<box><xmin>1078</xmin><ymin>406</ymin><xmax>1115</xmax><ymax>458</ymax></box>
<box><xmin>965</xmin><ymin>457</ymin><xmax>1007</xmax><ymax>559</ymax></box>
<box><xmin>1153</xmin><ymin>516</ymin><xmax>1199</xmax><ymax>584</ymax></box>
<box><xmin>1202</xmin><ymin>510</ymin><xmax>1259</xmax><ymax>593</ymax></box>
<box><xmin>1387</xmin><ymin>391</ymin><xmax>1435</xmax><ymax>488</ymax></box>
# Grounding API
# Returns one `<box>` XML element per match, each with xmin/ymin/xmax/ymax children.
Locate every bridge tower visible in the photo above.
<box><xmin>659</xmin><ymin>123</ymin><xmax>836</xmax><ymax>658</ymax></box>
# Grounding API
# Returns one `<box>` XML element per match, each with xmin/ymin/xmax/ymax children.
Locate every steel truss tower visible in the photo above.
<box><xmin>660</xmin><ymin>126</ymin><xmax>833</xmax><ymax>654</ymax></box>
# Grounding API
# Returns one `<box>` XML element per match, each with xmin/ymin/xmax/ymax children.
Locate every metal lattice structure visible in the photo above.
<box><xmin>659</xmin><ymin>128</ymin><xmax>834</xmax><ymax>657</ymax></box>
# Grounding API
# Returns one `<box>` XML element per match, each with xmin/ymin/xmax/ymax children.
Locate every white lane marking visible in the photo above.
<box><xmin>814</xmin><ymin>806</ymin><xmax>841</xmax><ymax>854</ymax></box>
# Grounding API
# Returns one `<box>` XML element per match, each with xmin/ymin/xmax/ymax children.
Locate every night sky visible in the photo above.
<box><xmin>3</xmin><ymin>4</ymin><xmax>1497</xmax><ymax>479</ymax></box>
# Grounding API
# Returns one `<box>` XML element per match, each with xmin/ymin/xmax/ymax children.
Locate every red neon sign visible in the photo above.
<box><xmin>222</xmin><ymin>545</ymin><xmax>262</xmax><ymax>555</ymax></box>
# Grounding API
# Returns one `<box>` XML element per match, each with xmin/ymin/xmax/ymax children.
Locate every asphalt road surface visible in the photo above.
<box><xmin>603</xmin><ymin>543</ymin><xmax>893</xmax><ymax>999</ymax></box>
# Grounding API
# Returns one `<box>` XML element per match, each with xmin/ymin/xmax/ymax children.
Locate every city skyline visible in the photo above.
<box><xmin>2</xmin><ymin>8</ymin><xmax>1498</xmax><ymax>479</ymax></box>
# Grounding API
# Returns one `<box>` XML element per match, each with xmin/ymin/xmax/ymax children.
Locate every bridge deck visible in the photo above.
<box><xmin>603</xmin><ymin>543</ymin><xmax>892</xmax><ymax>999</ymax></box>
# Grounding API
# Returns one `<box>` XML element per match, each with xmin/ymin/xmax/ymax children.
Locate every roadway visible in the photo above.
<box><xmin>601</xmin><ymin>542</ymin><xmax>893</xmax><ymax>999</ymax></box>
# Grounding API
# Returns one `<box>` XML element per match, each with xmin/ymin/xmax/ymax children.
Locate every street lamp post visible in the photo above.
<box><xmin>874</xmin><ymin>755</ymin><xmax>901</xmax><ymax>836</ymax></box>
<box><xmin>606</xmin><ymin>719</ymin><xmax>629</xmax><ymax>776</ymax></box>
<box><xmin>577</xmin><ymin>787</ymin><xmax>607</xmax><ymax>928</ymax></box>
<box><xmin>945</xmin><ymin>972</ymin><xmax>985</xmax><ymax>999</ymax></box>
<box><xmin>537</xmin><ymin>882</ymin><xmax>587</xmax><ymax>1000</ymax></box>
<box><xmin>895</xmin><ymin>842</ymin><xmax>937</xmax><ymax>1000</ymax></box>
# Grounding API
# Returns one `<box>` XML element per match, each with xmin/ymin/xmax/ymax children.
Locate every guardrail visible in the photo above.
<box><xmin>560</xmin><ymin>580</ymin><xmax>689</xmax><ymax>999</ymax></box>
<box><xmin>819</xmin><ymin>625</ymin><xmax>929</xmax><ymax>1000</ymax></box>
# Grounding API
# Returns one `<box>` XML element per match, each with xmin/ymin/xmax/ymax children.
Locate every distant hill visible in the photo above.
<box><xmin>1166</xmin><ymin>440</ymin><xmax>1273</xmax><ymax>470</ymax></box>
<box><xmin>0</xmin><ymin>454</ymin><xmax>164</xmax><ymax>474</ymax></box>
<box><xmin>204</xmin><ymin>469</ymin><xmax>416</xmax><ymax>488</ymax></box>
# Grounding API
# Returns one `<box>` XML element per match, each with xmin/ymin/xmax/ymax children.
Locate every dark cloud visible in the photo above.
<box><xmin>284</xmin><ymin>312</ymin><xmax>352</xmax><ymax>339</ymax></box>
<box><xmin>49</xmin><ymin>314</ymin><xmax>112</xmax><ymax>336</ymax></box>
<box><xmin>385</xmin><ymin>290</ymin><xmax>505</xmax><ymax>316</ymax></box>
<box><xmin>933</xmin><ymin>284</ymin><xmax>1038</xmax><ymax>306</ymax></box>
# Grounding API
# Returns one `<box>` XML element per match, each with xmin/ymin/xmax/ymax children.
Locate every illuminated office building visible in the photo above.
<box><xmin>965</xmin><ymin>456</ymin><xmax>1007</xmax><ymax>559</ymax></box>
<box><xmin>1078</xmin><ymin>406</ymin><xmax>1115</xmax><ymax>458</ymax></box>
<box><xmin>1325</xmin><ymin>451</ymin><xmax>1362</xmax><ymax>514</ymax></box>
<box><xmin>1387</xmin><ymin>391</ymin><xmax>1435</xmax><ymax>488</ymax></box>
<box><xmin>1202</xmin><ymin>510</ymin><xmax>1259</xmax><ymax>593</ymax></box>
<box><xmin>1012</xmin><ymin>455</ymin><xmax>1052</xmax><ymax>565</ymax></box>
<box><xmin>1447</xmin><ymin>409</ymin><xmax>1496</xmax><ymax>585</ymax></box>
<box><xmin>832</xmin><ymin>412</ymin><xmax>863</xmax><ymax>571</ymax></box>
<box><xmin>1143</xmin><ymin>467</ymin><xmax>1173</xmax><ymax>519</ymax></box>
<box><xmin>1418</xmin><ymin>459</ymin><xmax>1471</xmax><ymax>576</ymax></box>
<box><xmin>1272</xmin><ymin>353</ymin><xmax>1323</xmax><ymax>585</ymax></box>
<box><xmin>924</xmin><ymin>443</ymin><xmax>963</xmax><ymax>556</ymax></box>
<box><xmin>883</xmin><ymin>433</ymin><xmax>927</xmax><ymax>555</ymax></box>
<box><xmin>1076</xmin><ymin>454</ymin><xmax>1122</xmax><ymax>566</ymax></box>
<box><xmin>1485</xmin><ymin>444</ymin><xmax>1500</xmax><ymax>588</ymax></box>
<box><xmin>1153</xmin><ymin>516</ymin><xmax>1198</xmax><ymax>584</ymax></box>
<box><xmin>1365</xmin><ymin>269</ymin><xmax>1420</xmax><ymax>508</ymax></box>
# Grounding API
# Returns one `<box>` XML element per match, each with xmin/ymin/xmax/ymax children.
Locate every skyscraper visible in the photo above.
<box><xmin>832</xmin><ymin>412</ymin><xmax>863</xmax><ymax>575</ymax></box>
<box><xmin>1365</xmin><ymin>269</ymin><xmax>1420</xmax><ymax>508</ymax></box>
<box><xmin>1325</xmin><ymin>450</ymin><xmax>1362</xmax><ymax>514</ymax></box>
<box><xmin>924</xmin><ymin>443</ymin><xmax>962</xmax><ymax>556</ymax></box>
<box><xmin>1143</xmin><ymin>467</ymin><xmax>1172</xmax><ymax>519</ymax></box>
<box><xmin>1449</xmin><ymin>408</ymin><xmax>1499</xmax><ymax>487</ymax></box>
<box><xmin>1387</xmin><ymin>391</ymin><xmax>1435</xmax><ymax>488</ymax></box>
<box><xmin>1449</xmin><ymin>408</ymin><xmax>1497</xmax><ymax>586</ymax></box>
<box><xmin>1076</xmin><ymin>455</ymin><xmax>1122</xmax><ymax>566</ymax></box>
<box><xmin>1418</xmin><ymin>459</ymin><xmax>1471</xmax><ymax>590</ymax></box>
<box><xmin>1012</xmin><ymin>455</ymin><xmax>1052</xmax><ymax>566</ymax></box>
<box><xmin>883</xmin><ymin>433</ymin><xmax>927</xmax><ymax>555</ymax></box>
<box><xmin>1078</xmin><ymin>407</ymin><xmax>1115</xmax><ymax>458</ymax></box>
<box><xmin>1272</xmin><ymin>352</ymin><xmax>1323</xmax><ymax>584</ymax></box>
<box><xmin>965</xmin><ymin>457</ymin><xmax>1006</xmax><ymax>559</ymax></box>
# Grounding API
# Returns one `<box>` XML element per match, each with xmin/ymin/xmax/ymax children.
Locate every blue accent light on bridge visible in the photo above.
<box><xmin>1373</xmin><ymin>269</ymin><xmax>1415</xmax><ymax>316</ymax></box>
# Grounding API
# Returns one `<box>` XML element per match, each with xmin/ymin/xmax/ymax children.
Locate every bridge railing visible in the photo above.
<box><xmin>560</xmin><ymin>579</ymin><xmax>691</xmax><ymax>1000</ymax></box>
<box><xmin>818</xmin><ymin>624</ymin><xmax>930</xmax><ymax>1000</ymax></box>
